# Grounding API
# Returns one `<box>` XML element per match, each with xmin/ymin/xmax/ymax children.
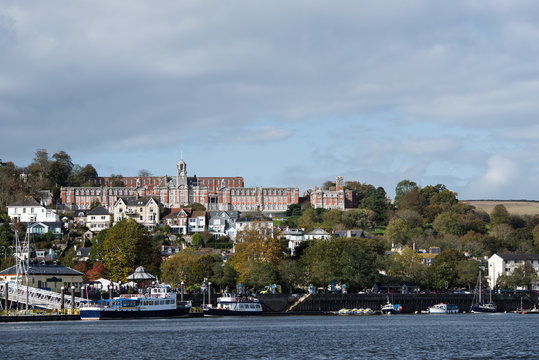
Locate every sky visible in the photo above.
<box><xmin>2</xmin><ymin>1</ymin><xmax>539</xmax><ymax>200</ymax></box>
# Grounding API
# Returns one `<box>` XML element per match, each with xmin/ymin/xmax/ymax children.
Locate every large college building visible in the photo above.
<box><xmin>60</xmin><ymin>158</ymin><xmax>299</xmax><ymax>213</ymax></box>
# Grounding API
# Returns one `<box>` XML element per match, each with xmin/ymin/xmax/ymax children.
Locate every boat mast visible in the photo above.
<box><xmin>478</xmin><ymin>270</ymin><xmax>482</xmax><ymax>304</ymax></box>
<box><xmin>13</xmin><ymin>227</ymin><xmax>31</xmax><ymax>311</ymax></box>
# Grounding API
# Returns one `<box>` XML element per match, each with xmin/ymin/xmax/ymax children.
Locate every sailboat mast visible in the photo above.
<box><xmin>478</xmin><ymin>270</ymin><xmax>482</xmax><ymax>303</ymax></box>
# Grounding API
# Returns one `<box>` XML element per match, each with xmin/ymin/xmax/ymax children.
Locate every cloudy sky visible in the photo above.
<box><xmin>2</xmin><ymin>1</ymin><xmax>539</xmax><ymax>200</ymax></box>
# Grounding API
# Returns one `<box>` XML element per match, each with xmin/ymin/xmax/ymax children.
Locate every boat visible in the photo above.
<box><xmin>80</xmin><ymin>283</ymin><xmax>191</xmax><ymax>320</ymax></box>
<box><xmin>381</xmin><ymin>296</ymin><xmax>402</xmax><ymax>315</ymax></box>
<box><xmin>203</xmin><ymin>292</ymin><xmax>263</xmax><ymax>316</ymax></box>
<box><xmin>428</xmin><ymin>303</ymin><xmax>459</xmax><ymax>314</ymax></box>
<box><xmin>521</xmin><ymin>306</ymin><xmax>539</xmax><ymax>314</ymax></box>
<box><xmin>470</xmin><ymin>271</ymin><xmax>497</xmax><ymax>313</ymax></box>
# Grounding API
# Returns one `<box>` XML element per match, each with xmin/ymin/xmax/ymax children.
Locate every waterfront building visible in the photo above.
<box><xmin>488</xmin><ymin>253</ymin><xmax>539</xmax><ymax>290</ymax></box>
<box><xmin>0</xmin><ymin>262</ymin><xmax>83</xmax><ymax>293</ymax></box>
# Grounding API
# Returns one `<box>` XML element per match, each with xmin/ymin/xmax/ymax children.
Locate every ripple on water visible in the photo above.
<box><xmin>1</xmin><ymin>313</ymin><xmax>537</xmax><ymax>359</ymax></box>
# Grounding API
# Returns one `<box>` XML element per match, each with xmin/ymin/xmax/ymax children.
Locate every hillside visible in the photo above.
<box><xmin>463</xmin><ymin>200</ymin><xmax>539</xmax><ymax>216</ymax></box>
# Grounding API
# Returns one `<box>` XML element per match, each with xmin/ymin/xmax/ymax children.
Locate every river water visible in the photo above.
<box><xmin>1</xmin><ymin>313</ymin><xmax>537</xmax><ymax>359</ymax></box>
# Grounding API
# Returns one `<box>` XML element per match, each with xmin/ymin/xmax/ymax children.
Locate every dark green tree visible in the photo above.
<box><xmin>490</xmin><ymin>204</ymin><xmax>511</xmax><ymax>227</ymax></box>
<box><xmin>394</xmin><ymin>179</ymin><xmax>419</xmax><ymax>208</ymax></box>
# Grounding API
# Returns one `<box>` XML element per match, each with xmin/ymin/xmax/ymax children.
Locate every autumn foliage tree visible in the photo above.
<box><xmin>228</xmin><ymin>222</ymin><xmax>283</xmax><ymax>287</ymax></box>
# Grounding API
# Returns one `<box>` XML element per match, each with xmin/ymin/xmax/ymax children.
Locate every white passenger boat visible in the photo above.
<box><xmin>428</xmin><ymin>303</ymin><xmax>459</xmax><ymax>314</ymax></box>
<box><xmin>204</xmin><ymin>292</ymin><xmax>263</xmax><ymax>316</ymax></box>
<box><xmin>80</xmin><ymin>284</ymin><xmax>190</xmax><ymax>320</ymax></box>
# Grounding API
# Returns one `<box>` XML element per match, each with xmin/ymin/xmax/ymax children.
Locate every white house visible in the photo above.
<box><xmin>488</xmin><ymin>253</ymin><xmax>539</xmax><ymax>290</ymax></box>
<box><xmin>188</xmin><ymin>211</ymin><xmax>206</xmax><ymax>233</ymax></box>
<box><xmin>305</xmin><ymin>228</ymin><xmax>331</xmax><ymax>240</ymax></box>
<box><xmin>86</xmin><ymin>206</ymin><xmax>111</xmax><ymax>233</ymax></box>
<box><xmin>28</xmin><ymin>222</ymin><xmax>63</xmax><ymax>237</ymax></box>
<box><xmin>7</xmin><ymin>197</ymin><xmax>60</xmax><ymax>223</ymax></box>
<box><xmin>280</xmin><ymin>228</ymin><xmax>305</xmax><ymax>255</ymax></box>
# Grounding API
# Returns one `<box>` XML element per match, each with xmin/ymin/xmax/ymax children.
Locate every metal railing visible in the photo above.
<box><xmin>0</xmin><ymin>282</ymin><xmax>85</xmax><ymax>310</ymax></box>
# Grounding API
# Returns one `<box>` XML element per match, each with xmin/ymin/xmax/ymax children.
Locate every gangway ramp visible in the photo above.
<box><xmin>0</xmin><ymin>282</ymin><xmax>85</xmax><ymax>310</ymax></box>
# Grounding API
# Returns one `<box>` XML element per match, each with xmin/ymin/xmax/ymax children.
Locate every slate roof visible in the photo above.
<box><xmin>0</xmin><ymin>262</ymin><xmax>83</xmax><ymax>276</ymax></box>
<box><xmin>77</xmin><ymin>248</ymin><xmax>91</xmax><ymax>258</ymax></box>
<box><xmin>29</xmin><ymin>221</ymin><xmax>63</xmax><ymax>228</ymax></box>
<box><xmin>9</xmin><ymin>197</ymin><xmax>41</xmax><ymax>207</ymax></box>
<box><xmin>308</xmin><ymin>228</ymin><xmax>330</xmax><ymax>236</ymax></box>
<box><xmin>332</xmin><ymin>230</ymin><xmax>365</xmax><ymax>238</ymax></box>
<box><xmin>498</xmin><ymin>254</ymin><xmax>539</xmax><ymax>261</ymax></box>
<box><xmin>87</xmin><ymin>206</ymin><xmax>110</xmax><ymax>216</ymax></box>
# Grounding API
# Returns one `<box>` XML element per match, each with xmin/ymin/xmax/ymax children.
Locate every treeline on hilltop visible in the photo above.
<box><xmin>0</xmin><ymin>149</ymin><xmax>100</xmax><ymax>209</ymax></box>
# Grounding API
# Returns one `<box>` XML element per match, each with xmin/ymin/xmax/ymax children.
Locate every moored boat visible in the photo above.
<box><xmin>470</xmin><ymin>271</ymin><xmax>497</xmax><ymax>313</ymax></box>
<box><xmin>381</xmin><ymin>297</ymin><xmax>402</xmax><ymax>315</ymax></box>
<box><xmin>80</xmin><ymin>284</ymin><xmax>190</xmax><ymax>320</ymax></box>
<box><xmin>204</xmin><ymin>292</ymin><xmax>263</xmax><ymax>316</ymax></box>
<box><xmin>428</xmin><ymin>303</ymin><xmax>459</xmax><ymax>314</ymax></box>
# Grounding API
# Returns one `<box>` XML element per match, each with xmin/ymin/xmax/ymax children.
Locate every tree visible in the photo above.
<box><xmin>342</xmin><ymin>209</ymin><xmax>372</xmax><ymax>230</ymax></box>
<box><xmin>432</xmin><ymin>249</ymin><xmax>466</xmax><ymax>289</ymax></box>
<box><xmin>48</xmin><ymin>151</ymin><xmax>73</xmax><ymax>187</ymax></box>
<box><xmin>490</xmin><ymin>204</ymin><xmax>511</xmax><ymax>227</ymax></box>
<box><xmin>138</xmin><ymin>169</ymin><xmax>152</xmax><ymax>177</ymax></box>
<box><xmin>0</xmin><ymin>215</ymin><xmax>14</xmax><ymax>260</ymax></box>
<box><xmin>188</xmin><ymin>203</ymin><xmax>206</xmax><ymax>212</ymax></box>
<box><xmin>456</xmin><ymin>260</ymin><xmax>481</xmax><ymax>290</ymax></box>
<box><xmin>394</xmin><ymin>180</ymin><xmax>419</xmax><ymax>207</ymax></box>
<box><xmin>532</xmin><ymin>224</ymin><xmax>539</xmax><ymax>249</ymax></box>
<box><xmin>100</xmin><ymin>219</ymin><xmax>160</xmax><ymax>282</ymax></box>
<box><xmin>384</xmin><ymin>246</ymin><xmax>430</xmax><ymax>288</ymax></box>
<box><xmin>433</xmin><ymin>211</ymin><xmax>465</xmax><ymax>236</ymax></box>
<box><xmin>384</xmin><ymin>217</ymin><xmax>422</xmax><ymax>246</ymax></box>
<box><xmin>72</xmin><ymin>261</ymin><xmax>89</xmax><ymax>280</ymax></box>
<box><xmin>86</xmin><ymin>261</ymin><xmax>107</xmax><ymax>281</ymax></box>
<box><xmin>89</xmin><ymin>199</ymin><xmax>101</xmax><ymax>210</ymax></box>
<box><xmin>296</xmin><ymin>208</ymin><xmax>321</xmax><ymax>232</ymax></box>
<box><xmin>191</xmin><ymin>233</ymin><xmax>202</xmax><ymax>247</ymax></box>
<box><xmin>211</xmin><ymin>262</ymin><xmax>237</xmax><ymax>289</ymax></box>
<box><xmin>511</xmin><ymin>262</ymin><xmax>538</xmax><ymax>290</ymax></box>
<box><xmin>79</xmin><ymin>164</ymin><xmax>98</xmax><ymax>185</ymax></box>
<box><xmin>109</xmin><ymin>174</ymin><xmax>125</xmax><ymax>187</ymax></box>
<box><xmin>277</xmin><ymin>259</ymin><xmax>304</xmax><ymax>292</ymax></box>
<box><xmin>398</xmin><ymin>189</ymin><xmax>427</xmax><ymax>214</ymax></box>
<box><xmin>243</xmin><ymin>260</ymin><xmax>278</xmax><ymax>289</ymax></box>
<box><xmin>286</xmin><ymin>204</ymin><xmax>302</xmax><ymax>217</ymax></box>
<box><xmin>322</xmin><ymin>181</ymin><xmax>336</xmax><ymax>190</ymax></box>
<box><xmin>228</xmin><ymin>222</ymin><xmax>283</xmax><ymax>284</ymax></box>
